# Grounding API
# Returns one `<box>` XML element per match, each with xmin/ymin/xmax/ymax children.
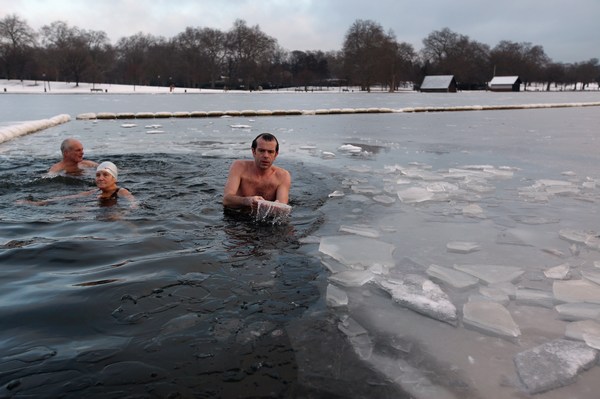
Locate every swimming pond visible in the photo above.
<box><xmin>1</xmin><ymin>92</ymin><xmax>600</xmax><ymax>398</ymax></box>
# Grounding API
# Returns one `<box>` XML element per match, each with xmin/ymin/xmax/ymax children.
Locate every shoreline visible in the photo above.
<box><xmin>2</xmin><ymin>79</ymin><xmax>599</xmax><ymax>95</ymax></box>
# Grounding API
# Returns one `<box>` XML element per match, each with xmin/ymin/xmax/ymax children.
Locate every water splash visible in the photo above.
<box><xmin>255</xmin><ymin>200</ymin><xmax>292</xmax><ymax>224</ymax></box>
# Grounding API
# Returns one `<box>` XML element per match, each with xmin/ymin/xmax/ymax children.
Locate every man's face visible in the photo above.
<box><xmin>252</xmin><ymin>138</ymin><xmax>278</xmax><ymax>170</ymax></box>
<box><xmin>65</xmin><ymin>141</ymin><xmax>84</xmax><ymax>163</ymax></box>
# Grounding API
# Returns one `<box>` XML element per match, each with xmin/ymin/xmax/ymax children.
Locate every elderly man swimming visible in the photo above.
<box><xmin>49</xmin><ymin>138</ymin><xmax>98</xmax><ymax>174</ymax></box>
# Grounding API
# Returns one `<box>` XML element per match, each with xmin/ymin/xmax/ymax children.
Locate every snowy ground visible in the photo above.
<box><xmin>2</xmin><ymin>79</ymin><xmax>598</xmax><ymax>95</ymax></box>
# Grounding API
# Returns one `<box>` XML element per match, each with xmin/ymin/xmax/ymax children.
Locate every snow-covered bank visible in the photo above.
<box><xmin>0</xmin><ymin>79</ymin><xmax>216</xmax><ymax>94</ymax></box>
<box><xmin>1</xmin><ymin>79</ymin><xmax>598</xmax><ymax>95</ymax></box>
<box><xmin>0</xmin><ymin>115</ymin><xmax>70</xmax><ymax>144</ymax></box>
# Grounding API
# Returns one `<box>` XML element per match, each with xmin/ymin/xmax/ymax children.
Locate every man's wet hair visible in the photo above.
<box><xmin>252</xmin><ymin>133</ymin><xmax>279</xmax><ymax>153</ymax></box>
<box><xmin>60</xmin><ymin>138</ymin><xmax>74</xmax><ymax>154</ymax></box>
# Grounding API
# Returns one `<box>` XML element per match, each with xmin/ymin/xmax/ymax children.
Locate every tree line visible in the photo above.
<box><xmin>1</xmin><ymin>14</ymin><xmax>598</xmax><ymax>92</ymax></box>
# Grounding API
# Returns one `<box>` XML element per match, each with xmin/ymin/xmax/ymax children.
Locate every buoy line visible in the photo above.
<box><xmin>76</xmin><ymin>102</ymin><xmax>600</xmax><ymax>121</ymax></box>
<box><xmin>0</xmin><ymin>114</ymin><xmax>71</xmax><ymax>144</ymax></box>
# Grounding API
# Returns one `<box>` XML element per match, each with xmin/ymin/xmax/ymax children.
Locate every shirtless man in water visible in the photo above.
<box><xmin>49</xmin><ymin>138</ymin><xmax>98</xmax><ymax>174</ymax></box>
<box><xmin>223</xmin><ymin>133</ymin><xmax>291</xmax><ymax>209</ymax></box>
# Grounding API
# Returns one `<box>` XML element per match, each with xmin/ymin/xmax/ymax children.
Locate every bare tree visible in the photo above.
<box><xmin>225</xmin><ymin>19</ymin><xmax>276</xmax><ymax>90</ymax></box>
<box><xmin>199</xmin><ymin>28</ymin><xmax>226</xmax><ymax>89</ymax></box>
<box><xmin>421</xmin><ymin>28</ymin><xmax>491</xmax><ymax>89</ymax></box>
<box><xmin>342</xmin><ymin>19</ymin><xmax>388</xmax><ymax>91</ymax></box>
<box><xmin>114</xmin><ymin>32</ymin><xmax>155</xmax><ymax>88</ymax></box>
<box><xmin>40</xmin><ymin>21</ymin><xmax>110</xmax><ymax>86</ymax></box>
<box><xmin>0</xmin><ymin>14</ymin><xmax>37</xmax><ymax>80</ymax></box>
<box><xmin>490</xmin><ymin>41</ymin><xmax>549</xmax><ymax>89</ymax></box>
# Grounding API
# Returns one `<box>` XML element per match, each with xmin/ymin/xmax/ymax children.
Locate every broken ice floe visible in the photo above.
<box><xmin>544</xmin><ymin>263</ymin><xmax>571</xmax><ymax>279</ymax></box>
<box><xmin>339</xmin><ymin>224</ymin><xmax>380</xmax><ymax>238</ymax></box>
<box><xmin>326</xmin><ymin>284</ymin><xmax>348</xmax><ymax>307</ymax></box>
<box><xmin>426</xmin><ymin>264</ymin><xmax>479</xmax><ymax>290</ymax></box>
<box><xmin>553</xmin><ymin>280</ymin><xmax>600</xmax><ymax>303</ymax></box>
<box><xmin>463</xmin><ymin>301</ymin><xmax>521</xmax><ymax>340</ymax></box>
<box><xmin>514</xmin><ymin>339</ymin><xmax>598</xmax><ymax>394</ymax></box>
<box><xmin>515</xmin><ymin>288</ymin><xmax>555</xmax><ymax>308</ymax></box>
<box><xmin>453</xmin><ymin>264</ymin><xmax>525</xmax><ymax>285</ymax></box>
<box><xmin>446</xmin><ymin>241</ymin><xmax>480</xmax><ymax>254</ymax></box>
<box><xmin>319</xmin><ymin>236</ymin><xmax>395</xmax><ymax>269</ymax></box>
<box><xmin>375</xmin><ymin>274</ymin><xmax>458</xmax><ymax>326</ymax></box>
<box><xmin>555</xmin><ymin>302</ymin><xmax>600</xmax><ymax>321</ymax></box>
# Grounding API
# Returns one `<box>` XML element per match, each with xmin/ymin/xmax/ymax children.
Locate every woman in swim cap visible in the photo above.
<box><xmin>94</xmin><ymin>161</ymin><xmax>135</xmax><ymax>206</ymax></box>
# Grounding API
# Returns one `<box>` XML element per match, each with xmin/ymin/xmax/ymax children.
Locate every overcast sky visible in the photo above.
<box><xmin>2</xmin><ymin>0</ymin><xmax>598</xmax><ymax>63</ymax></box>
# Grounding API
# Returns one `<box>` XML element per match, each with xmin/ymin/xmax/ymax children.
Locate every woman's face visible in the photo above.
<box><xmin>95</xmin><ymin>170</ymin><xmax>116</xmax><ymax>189</ymax></box>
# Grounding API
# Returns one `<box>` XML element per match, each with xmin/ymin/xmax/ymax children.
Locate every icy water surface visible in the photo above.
<box><xmin>1</xmin><ymin>92</ymin><xmax>600</xmax><ymax>398</ymax></box>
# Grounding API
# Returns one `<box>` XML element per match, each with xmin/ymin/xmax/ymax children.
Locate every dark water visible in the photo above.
<box><xmin>2</xmin><ymin>153</ymin><xmax>385</xmax><ymax>398</ymax></box>
<box><xmin>2</xmin><ymin>92</ymin><xmax>600</xmax><ymax>398</ymax></box>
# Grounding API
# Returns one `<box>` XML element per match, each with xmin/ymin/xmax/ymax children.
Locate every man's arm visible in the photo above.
<box><xmin>275</xmin><ymin>169</ymin><xmax>291</xmax><ymax>204</ymax></box>
<box><xmin>223</xmin><ymin>161</ymin><xmax>260</xmax><ymax>208</ymax></box>
<box><xmin>80</xmin><ymin>160</ymin><xmax>98</xmax><ymax>168</ymax></box>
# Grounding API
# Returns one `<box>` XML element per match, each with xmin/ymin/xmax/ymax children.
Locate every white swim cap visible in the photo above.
<box><xmin>96</xmin><ymin>161</ymin><xmax>118</xmax><ymax>181</ymax></box>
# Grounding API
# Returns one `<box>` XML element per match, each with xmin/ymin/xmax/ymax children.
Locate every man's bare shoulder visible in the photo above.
<box><xmin>49</xmin><ymin>161</ymin><xmax>65</xmax><ymax>173</ymax></box>
<box><xmin>80</xmin><ymin>160</ymin><xmax>98</xmax><ymax>168</ymax></box>
<box><xmin>229</xmin><ymin>159</ymin><xmax>253</xmax><ymax>172</ymax></box>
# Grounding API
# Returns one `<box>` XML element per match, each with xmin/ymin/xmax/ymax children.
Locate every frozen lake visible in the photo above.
<box><xmin>1</xmin><ymin>91</ymin><xmax>600</xmax><ymax>398</ymax></box>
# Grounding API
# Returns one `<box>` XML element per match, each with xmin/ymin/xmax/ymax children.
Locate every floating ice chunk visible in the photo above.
<box><xmin>145</xmin><ymin>124</ymin><xmax>162</xmax><ymax>129</ymax></box>
<box><xmin>426</xmin><ymin>264</ymin><xmax>479</xmax><ymax>290</ymax></box>
<box><xmin>372</xmin><ymin>194</ymin><xmax>396</xmax><ymax>204</ymax></box>
<box><xmin>397</xmin><ymin>187</ymin><xmax>435</xmax><ymax>203</ymax></box>
<box><xmin>565</xmin><ymin>320</ymin><xmax>600</xmax><ymax>342</ymax></box>
<box><xmin>328</xmin><ymin>270</ymin><xmax>374</xmax><ymax>287</ymax></box>
<box><xmin>489</xmin><ymin>282</ymin><xmax>517</xmax><ymax>299</ymax></box>
<box><xmin>454</xmin><ymin>264</ymin><xmax>524</xmax><ymax>285</ymax></box>
<box><xmin>582</xmin><ymin>270</ymin><xmax>600</xmax><ymax>285</ymax></box>
<box><xmin>319</xmin><ymin>235</ymin><xmax>395</xmax><ymax>268</ymax></box>
<box><xmin>326</xmin><ymin>284</ymin><xmax>348</xmax><ymax>307</ymax></box>
<box><xmin>146</xmin><ymin>130</ymin><xmax>164</xmax><ymax>134</ymax></box>
<box><xmin>230</xmin><ymin>124</ymin><xmax>251</xmax><ymax>129</ymax></box>
<box><xmin>585</xmin><ymin>235</ymin><xmax>600</xmax><ymax>251</ymax></box>
<box><xmin>320</xmin><ymin>258</ymin><xmax>347</xmax><ymax>274</ymax></box>
<box><xmin>554</xmin><ymin>280</ymin><xmax>600</xmax><ymax>304</ymax></box>
<box><xmin>375</xmin><ymin>274</ymin><xmax>457</xmax><ymax>326</ymax></box>
<box><xmin>351</xmin><ymin>184</ymin><xmax>381</xmax><ymax>194</ymax></box>
<box><xmin>462</xmin><ymin>204</ymin><xmax>485</xmax><ymax>218</ymax></box>
<box><xmin>514</xmin><ymin>339</ymin><xmax>598</xmax><ymax>394</ymax></box>
<box><xmin>338</xmin><ymin>144</ymin><xmax>362</xmax><ymax>153</ymax></box>
<box><xmin>120</xmin><ymin>123</ymin><xmax>136</xmax><ymax>128</ymax></box>
<box><xmin>544</xmin><ymin>263</ymin><xmax>571</xmax><ymax>280</ymax></box>
<box><xmin>583</xmin><ymin>333</ymin><xmax>600</xmax><ymax>350</ymax></box>
<box><xmin>299</xmin><ymin>235</ymin><xmax>321</xmax><ymax>244</ymax></box>
<box><xmin>477</xmin><ymin>286</ymin><xmax>510</xmax><ymax>305</ymax></box>
<box><xmin>395</xmin><ymin>177</ymin><xmax>412</xmax><ymax>185</ymax></box>
<box><xmin>532</xmin><ymin>179</ymin><xmax>575</xmax><ymax>189</ymax></box>
<box><xmin>321</xmin><ymin>151</ymin><xmax>336</xmax><ymax>159</ymax></box>
<box><xmin>327</xmin><ymin>190</ymin><xmax>344</xmax><ymax>198</ymax></box>
<box><xmin>558</xmin><ymin>229</ymin><xmax>590</xmax><ymax>244</ymax></box>
<box><xmin>496</xmin><ymin>231</ymin><xmax>530</xmax><ymax>246</ymax></box>
<box><xmin>426</xmin><ymin>182</ymin><xmax>459</xmax><ymax>193</ymax></box>
<box><xmin>446</xmin><ymin>241</ymin><xmax>480</xmax><ymax>254</ymax></box>
<box><xmin>515</xmin><ymin>288</ymin><xmax>555</xmax><ymax>308</ymax></box>
<box><xmin>463</xmin><ymin>301</ymin><xmax>520</xmax><ymax>340</ymax></box>
<box><xmin>338</xmin><ymin>315</ymin><xmax>368</xmax><ymax>337</ymax></box>
<box><xmin>338</xmin><ymin>316</ymin><xmax>373</xmax><ymax>359</ymax></box>
<box><xmin>400</xmin><ymin>169</ymin><xmax>442</xmax><ymax>181</ymax></box>
<box><xmin>339</xmin><ymin>224</ymin><xmax>380</xmax><ymax>238</ymax></box>
<box><xmin>555</xmin><ymin>303</ymin><xmax>600</xmax><ymax>321</ymax></box>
